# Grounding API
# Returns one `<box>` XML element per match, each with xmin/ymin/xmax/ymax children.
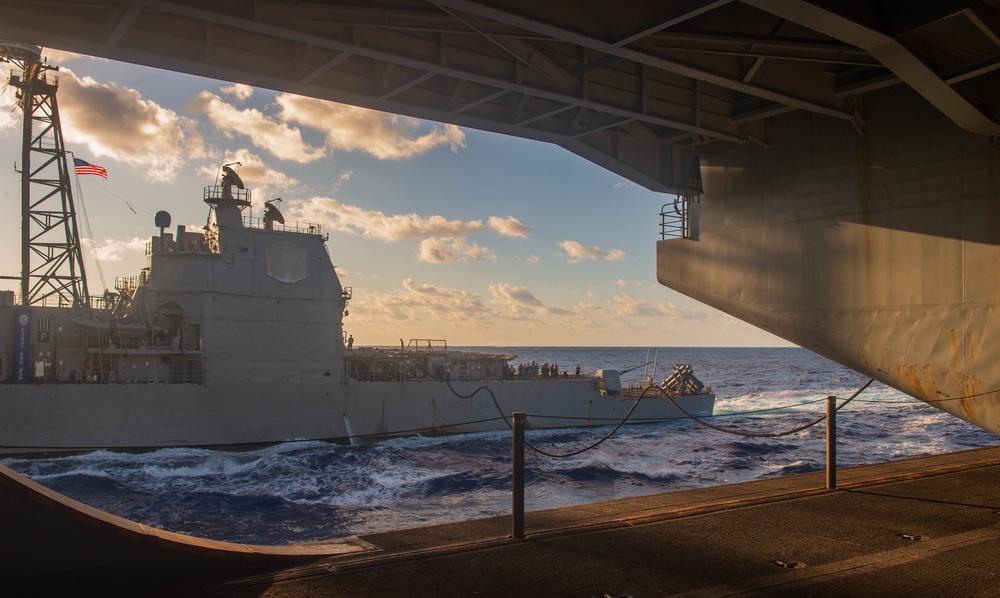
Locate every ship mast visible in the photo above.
<box><xmin>2</xmin><ymin>42</ymin><xmax>88</xmax><ymax>307</ymax></box>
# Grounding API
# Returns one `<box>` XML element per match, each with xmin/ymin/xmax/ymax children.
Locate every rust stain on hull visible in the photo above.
<box><xmin>961</xmin><ymin>376</ymin><xmax>980</xmax><ymax>420</ymax></box>
<box><xmin>897</xmin><ymin>363</ymin><xmax>928</xmax><ymax>401</ymax></box>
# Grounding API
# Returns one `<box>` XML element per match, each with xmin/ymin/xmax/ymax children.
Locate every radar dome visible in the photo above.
<box><xmin>154</xmin><ymin>210</ymin><xmax>172</xmax><ymax>228</ymax></box>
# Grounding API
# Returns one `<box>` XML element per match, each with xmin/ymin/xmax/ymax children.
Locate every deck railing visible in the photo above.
<box><xmin>660</xmin><ymin>196</ymin><xmax>690</xmax><ymax>240</ymax></box>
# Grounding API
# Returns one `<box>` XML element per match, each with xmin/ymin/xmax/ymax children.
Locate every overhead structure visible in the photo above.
<box><xmin>0</xmin><ymin>2</ymin><xmax>996</xmax><ymax>193</ymax></box>
<box><xmin>2</xmin><ymin>41</ymin><xmax>88</xmax><ymax>307</ymax></box>
<box><xmin>1</xmin><ymin>1</ymin><xmax>1000</xmax><ymax>433</ymax></box>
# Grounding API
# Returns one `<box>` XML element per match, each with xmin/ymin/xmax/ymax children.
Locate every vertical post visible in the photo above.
<box><xmin>20</xmin><ymin>68</ymin><xmax>32</xmax><ymax>305</ymax></box>
<box><xmin>826</xmin><ymin>396</ymin><xmax>837</xmax><ymax>490</ymax></box>
<box><xmin>512</xmin><ymin>412</ymin><xmax>526</xmax><ymax>539</ymax></box>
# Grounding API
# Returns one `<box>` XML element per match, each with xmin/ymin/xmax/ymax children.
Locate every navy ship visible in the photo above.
<box><xmin>0</xmin><ymin>163</ymin><xmax>714</xmax><ymax>451</ymax></box>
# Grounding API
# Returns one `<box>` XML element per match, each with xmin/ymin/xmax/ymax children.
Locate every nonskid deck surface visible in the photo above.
<box><xmin>4</xmin><ymin>447</ymin><xmax>1000</xmax><ymax>596</ymax></box>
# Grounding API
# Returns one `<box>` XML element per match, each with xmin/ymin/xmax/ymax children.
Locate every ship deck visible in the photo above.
<box><xmin>5</xmin><ymin>446</ymin><xmax>1000</xmax><ymax>596</ymax></box>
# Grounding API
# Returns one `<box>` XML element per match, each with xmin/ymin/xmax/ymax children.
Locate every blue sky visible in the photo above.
<box><xmin>0</xmin><ymin>49</ymin><xmax>787</xmax><ymax>347</ymax></box>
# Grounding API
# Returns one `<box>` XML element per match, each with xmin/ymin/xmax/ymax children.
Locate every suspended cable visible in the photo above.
<box><xmin>662</xmin><ymin>378</ymin><xmax>874</xmax><ymax>438</ymax></box>
<box><xmin>438</xmin><ymin>377</ymin><xmax>659</xmax><ymax>458</ymax></box>
<box><xmin>82</xmin><ymin>176</ymin><xmax>146</xmax><ymax>216</ymax></box>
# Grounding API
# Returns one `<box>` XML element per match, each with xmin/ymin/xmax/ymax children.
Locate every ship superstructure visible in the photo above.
<box><xmin>0</xmin><ymin>61</ymin><xmax>713</xmax><ymax>450</ymax></box>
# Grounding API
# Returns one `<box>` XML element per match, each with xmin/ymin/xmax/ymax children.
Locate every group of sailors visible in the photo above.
<box><xmin>515</xmin><ymin>361</ymin><xmax>582</xmax><ymax>379</ymax></box>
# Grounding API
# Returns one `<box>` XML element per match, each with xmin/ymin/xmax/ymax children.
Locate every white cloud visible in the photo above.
<box><xmin>0</xmin><ymin>89</ymin><xmax>19</xmax><ymax>131</ymax></box>
<box><xmin>489</xmin><ymin>283</ymin><xmax>571</xmax><ymax>316</ymax></box>
<box><xmin>196</xmin><ymin>149</ymin><xmax>298</xmax><ymax>200</ymax></box>
<box><xmin>287</xmin><ymin>197</ymin><xmax>527</xmax><ymax>244</ymax></box>
<box><xmin>87</xmin><ymin>236</ymin><xmax>147</xmax><ymax>261</ymax></box>
<box><xmin>559</xmin><ymin>240</ymin><xmax>627</xmax><ymax>263</ymax></box>
<box><xmin>418</xmin><ymin>237</ymin><xmax>496</xmax><ymax>263</ymax></box>
<box><xmin>277</xmin><ymin>94</ymin><xmax>466</xmax><ymax>159</ymax></box>
<box><xmin>332</xmin><ymin>170</ymin><xmax>353</xmax><ymax>191</ymax></box>
<box><xmin>607</xmin><ymin>293</ymin><xmax>711</xmax><ymax>320</ymax></box>
<box><xmin>616</xmin><ymin>279</ymin><xmax>628</xmax><ymax>287</ymax></box>
<box><xmin>352</xmin><ymin>279</ymin><xmax>720</xmax><ymax>343</ymax></box>
<box><xmin>57</xmin><ymin>69</ymin><xmax>190</xmax><ymax>180</ymax></box>
<box><xmin>488</xmin><ymin>216</ymin><xmax>532</xmax><ymax>238</ymax></box>
<box><xmin>364</xmin><ymin>279</ymin><xmax>487</xmax><ymax>321</ymax></box>
<box><xmin>220</xmin><ymin>83</ymin><xmax>253</xmax><ymax>101</ymax></box>
<box><xmin>288</xmin><ymin>197</ymin><xmax>484</xmax><ymax>241</ymax></box>
<box><xmin>489</xmin><ymin>283</ymin><xmax>543</xmax><ymax>307</ymax></box>
<box><xmin>42</xmin><ymin>48</ymin><xmax>89</xmax><ymax>64</ymax></box>
<box><xmin>190</xmin><ymin>91</ymin><xmax>326</xmax><ymax>163</ymax></box>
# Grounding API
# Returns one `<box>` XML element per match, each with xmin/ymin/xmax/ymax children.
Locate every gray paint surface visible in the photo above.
<box><xmin>659</xmin><ymin>85</ymin><xmax>999</xmax><ymax>433</ymax></box>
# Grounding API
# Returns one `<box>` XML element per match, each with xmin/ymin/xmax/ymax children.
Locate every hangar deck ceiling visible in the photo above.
<box><xmin>2</xmin><ymin>1</ymin><xmax>1000</xmax><ymax>193</ymax></box>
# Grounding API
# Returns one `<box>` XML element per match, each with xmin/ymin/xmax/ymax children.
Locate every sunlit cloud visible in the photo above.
<box><xmin>180</xmin><ymin>120</ymin><xmax>208</xmax><ymax>161</ymax></box>
<box><xmin>607</xmin><ymin>293</ymin><xmax>712</xmax><ymax>320</ymax></box>
<box><xmin>488</xmin><ymin>216</ymin><xmax>532</xmax><ymax>238</ymax></box>
<box><xmin>348</xmin><ymin>279</ymin><xmax>722</xmax><ymax>344</ymax></box>
<box><xmin>363</xmin><ymin>278</ymin><xmax>487</xmax><ymax>321</ymax></box>
<box><xmin>57</xmin><ymin>69</ymin><xmax>189</xmax><ymax>181</ymax></box>
<box><xmin>289</xmin><ymin>197</ymin><xmax>483</xmax><ymax>241</ymax></box>
<box><xmin>43</xmin><ymin>48</ymin><xmax>89</xmax><ymax>64</ymax></box>
<box><xmin>196</xmin><ymin>149</ymin><xmax>298</xmax><ymax>201</ymax></box>
<box><xmin>332</xmin><ymin>170</ymin><xmax>353</xmax><ymax>191</ymax></box>
<box><xmin>418</xmin><ymin>237</ymin><xmax>496</xmax><ymax>263</ymax></box>
<box><xmin>287</xmin><ymin>198</ymin><xmax>528</xmax><ymax>243</ymax></box>
<box><xmin>86</xmin><ymin>236</ymin><xmax>147</xmax><ymax>261</ymax></box>
<box><xmin>526</xmin><ymin>255</ymin><xmax>541</xmax><ymax>264</ymax></box>
<box><xmin>616</xmin><ymin>279</ymin><xmax>628</xmax><ymax>287</ymax></box>
<box><xmin>277</xmin><ymin>94</ymin><xmax>466</xmax><ymax>159</ymax></box>
<box><xmin>559</xmin><ymin>240</ymin><xmax>627</xmax><ymax>263</ymax></box>
<box><xmin>220</xmin><ymin>83</ymin><xmax>253</xmax><ymax>101</ymax></box>
<box><xmin>355</xmin><ymin>279</ymin><xmax>586</xmax><ymax>334</ymax></box>
<box><xmin>0</xmin><ymin>89</ymin><xmax>19</xmax><ymax>131</ymax></box>
<box><xmin>190</xmin><ymin>91</ymin><xmax>326</xmax><ymax>163</ymax></box>
<box><xmin>489</xmin><ymin>283</ymin><xmax>571</xmax><ymax>316</ymax></box>
<box><xmin>489</xmin><ymin>283</ymin><xmax>543</xmax><ymax>307</ymax></box>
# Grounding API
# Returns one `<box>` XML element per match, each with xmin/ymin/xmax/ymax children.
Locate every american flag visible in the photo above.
<box><xmin>74</xmin><ymin>158</ymin><xmax>108</xmax><ymax>179</ymax></box>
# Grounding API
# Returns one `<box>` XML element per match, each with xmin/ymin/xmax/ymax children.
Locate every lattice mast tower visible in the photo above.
<box><xmin>2</xmin><ymin>42</ymin><xmax>88</xmax><ymax>307</ymax></box>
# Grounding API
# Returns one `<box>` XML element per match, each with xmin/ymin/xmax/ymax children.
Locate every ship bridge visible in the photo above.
<box><xmin>2</xmin><ymin>1</ymin><xmax>1000</xmax><ymax>433</ymax></box>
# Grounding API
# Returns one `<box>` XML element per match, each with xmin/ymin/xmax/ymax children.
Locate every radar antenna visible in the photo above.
<box><xmin>263</xmin><ymin>198</ymin><xmax>284</xmax><ymax>230</ymax></box>
<box><xmin>220</xmin><ymin>163</ymin><xmax>244</xmax><ymax>199</ymax></box>
<box><xmin>203</xmin><ymin>162</ymin><xmax>251</xmax><ymax>231</ymax></box>
<box><xmin>1</xmin><ymin>42</ymin><xmax>88</xmax><ymax>306</ymax></box>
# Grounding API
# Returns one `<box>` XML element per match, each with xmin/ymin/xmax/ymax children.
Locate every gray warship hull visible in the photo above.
<box><xmin>0</xmin><ymin>378</ymin><xmax>713</xmax><ymax>450</ymax></box>
<box><xmin>0</xmin><ymin>170</ymin><xmax>713</xmax><ymax>452</ymax></box>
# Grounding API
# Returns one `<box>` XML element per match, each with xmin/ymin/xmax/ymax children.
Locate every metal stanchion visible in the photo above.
<box><xmin>512</xmin><ymin>412</ymin><xmax>526</xmax><ymax>539</ymax></box>
<box><xmin>826</xmin><ymin>396</ymin><xmax>837</xmax><ymax>490</ymax></box>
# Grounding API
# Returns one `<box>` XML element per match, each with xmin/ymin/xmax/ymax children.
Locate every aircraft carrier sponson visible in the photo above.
<box><xmin>659</xmin><ymin>81</ymin><xmax>1000</xmax><ymax>433</ymax></box>
<box><xmin>0</xmin><ymin>1</ymin><xmax>998</xmax><ymax>433</ymax></box>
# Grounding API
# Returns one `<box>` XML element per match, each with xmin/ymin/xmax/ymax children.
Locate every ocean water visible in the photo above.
<box><xmin>4</xmin><ymin>347</ymin><xmax>998</xmax><ymax>546</ymax></box>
